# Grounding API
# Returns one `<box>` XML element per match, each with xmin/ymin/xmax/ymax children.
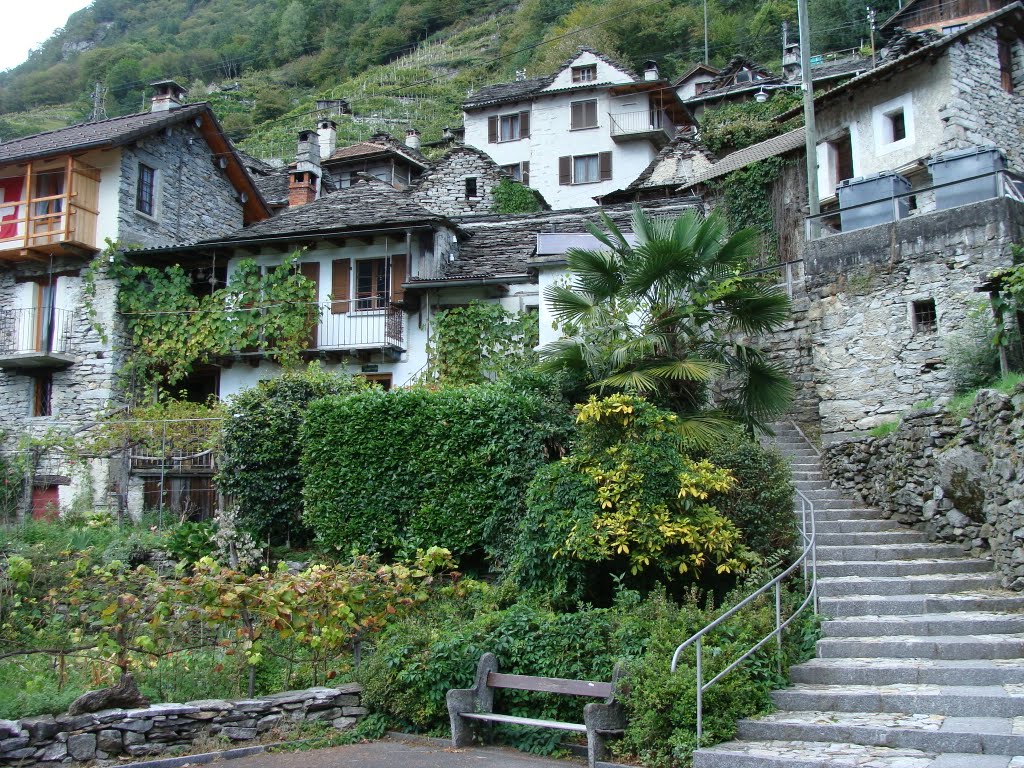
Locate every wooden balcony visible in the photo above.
<box><xmin>0</xmin><ymin>157</ymin><xmax>101</xmax><ymax>262</ymax></box>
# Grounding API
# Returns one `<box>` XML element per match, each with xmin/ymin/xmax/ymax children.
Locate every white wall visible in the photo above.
<box><xmin>87</xmin><ymin>148</ymin><xmax>123</xmax><ymax>245</ymax></box>
<box><xmin>675</xmin><ymin>73</ymin><xmax>717</xmax><ymax>101</ymax></box>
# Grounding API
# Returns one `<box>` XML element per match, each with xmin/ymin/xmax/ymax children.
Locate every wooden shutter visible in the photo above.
<box><xmin>299</xmin><ymin>262</ymin><xmax>320</xmax><ymax>348</ymax></box>
<box><xmin>570</xmin><ymin>102</ymin><xmax>583</xmax><ymax>130</ymax></box>
<box><xmin>1000</xmin><ymin>40</ymin><xmax>1014</xmax><ymax>92</ymax></box>
<box><xmin>522</xmin><ymin>161</ymin><xmax>530</xmax><ymax>186</ymax></box>
<box><xmin>488</xmin><ymin>116</ymin><xmax>498</xmax><ymax>143</ymax></box>
<box><xmin>585</xmin><ymin>100</ymin><xmax>598</xmax><ymax>128</ymax></box>
<box><xmin>559</xmin><ymin>156</ymin><xmax>571</xmax><ymax>185</ymax></box>
<box><xmin>599</xmin><ymin>152</ymin><xmax>613</xmax><ymax>181</ymax></box>
<box><xmin>519</xmin><ymin>110</ymin><xmax>530</xmax><ymax>138</ymax></box>
<box><xmin>331</xmin><ymin>258</ymin><xmax>350</xmax><ymax>314</ymax></box>
<box><xmin>390</xmin><ymin>255</ymin><xmax>407</xmax><ymax>304</ymax></box>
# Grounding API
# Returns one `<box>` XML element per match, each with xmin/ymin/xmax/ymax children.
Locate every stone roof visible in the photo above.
<box><xmin>811</xmin><ymin>55</ymin><xmax>873</xmax><ymax>82</ymax></box>
<box><xmin>673</xmin><ymin>63</ymin><xmax>722</xmax><ymax>87</ymax></box>
<box><xmin>684</xmin><ymin>57</ymin><xmax>780</xmax><ymax>103</ymax></box>
<box><xmin>602</xmin><ymin>134</ymin><xmax>718</xmax><ymax>202</ymax></box>
<box><xmin>235</xmin><ymin>149</ymin><xmax>289</xmax><ymax>206</ymax></box>
<box><xmin>0</xmin><ymin>103</ymin><xmax>210</xmax><ymax>165</ymax></box>
<box><xmin>202</xmin><ymin>175</ymin><xmax>446</xmax><ymax>244</ymax></box>
<box><xmin>775</xmin><ymin>4</ymin><xmax>1024</xmax><ymax>121</ymax></box>
<box><xmin>324</xmin><ymin>132</ymin><xmax>429</xmax><ymax>169</ymax></box>
<box><xmin>677</xmin><ymin>127</ymin><xmax>806</xmax><ymax>191</ymax></box>
<box><xmin>441</xmin><ymin>198</ymin><xmax>699</xmax><ymax>279</ymax></box>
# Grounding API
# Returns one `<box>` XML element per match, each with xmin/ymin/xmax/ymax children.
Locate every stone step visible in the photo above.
<box><xmin>736</xmin><ymin>711</ymin><xmax>1024</xmax><ymax>757</ymax></box>
<box><xmin>812</xmin><ymin>508</ymin><xmax>887</xmax><ymax>521</ymax></box>
<box><xmin>770</xmin><ymin>683</ymin><xmax>1024</xmax><ymax>717</ymax></box>
<box><xmin>817</xmin><ymin>573</ymin><xmax>1001</xmax><ymax>598</ymax></box>
<box><xmin>816</xmin><ymin>530</ymin><xmax>932</xmax><ymax>547</ymax></box>
<box><xmin>693</xmin><ymin>740</ymin><xmax>1016</xmax><ymax>768</ymax></box>
<box><xmin>789</xmin><ymin>658</ymin><xmax>1024</xmax><ymax>686</ymax></box>
<box><xmin>816</xmin><ymin>633</ymin><xmax>1024</xmax><ymax>660</ymax></box>
<box><xmin>816</xmin><ymin>543</ymin><xmax>967</xmax><ymax>562</ymax></box>
<box><xmin>819</xmin><ymin>591</ymin><xmax>1024</xmax><ymax>618</ymax></box>
<box><xmin>821</xmin><ymin>611</ymin><xmax>1024</xmax><ymax>637</ymax></box>
<box><xmin>805</xmin><ymin>499</ymin><xmax>874</xmax><ymax>511</ymax></box>
<box><xmin>798</xmin><ymin>488</ymin><xmax>866</xmax><ymax>500</ymax></box>
<box><xmin>792</xmin><ymin>480</ymin><xmax>832</xmax><ymax>490</ymax></box>
<box><xmin>815</xmin><ymin>558</ymin><xmax>994</xmax><ymax>578</ymax></box>
<box><xmin>814</xmin><ymin>519</ymin><xmax>905</xmax><ymax>533</ymax></box>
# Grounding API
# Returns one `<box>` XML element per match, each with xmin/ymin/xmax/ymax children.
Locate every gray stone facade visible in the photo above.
<box><xmin>824</xmin><ymin>384</ymin><xmax>1024</xmax><ymax>590</ymax></box>
<box><xmin>412</xmin><ymin>146</ymin><xmax>512</xmax><ymax>217</ymax></box>
<box><xmin>118</xmin><ymin>123</ymin><xmax>245</xmax><ymax>248</ymax></box>
<box><xmin>0</xmin><ymin>684</ymin><xmax>365</xmax><ymax>766</ymax></box>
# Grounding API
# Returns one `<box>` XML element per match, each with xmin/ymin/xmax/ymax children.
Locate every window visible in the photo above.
<box><xmin>572</xmin><ymin>64</ymin><xmax>597</xmax><ymax>83</ymax></box>
<box><xmin>361</xmin><ymin>373</ymin><xmax>393</xmax><ymax>390</ymax></box>
<box><xmin>487</xmin><ymin>111</ymin><xmax>530</xmax><ymax>143</ymax></box>
<box><xmin>999</xmin><ymin>39</ymin><xmax>1014</xmax><ymax>93</ymax></box>
<box><xmin>136</xmin><ymin>163</ymin><xmax>156</xmax><ymax>216</ymax></box>
<box><xmin>501</xmin><ymin>162</ymin><xmax>530</xmax><ymax>185</ymax></box>
<box><xmin>886</xmin><ymin>109</ymin><xmax>907</xmax><ymax>143</ymax></box>
<box><xmin>465</xmin><ymin>177</ymin><xmax>478</xmax><ymax>199</ymax></box>
<box><xmin>735</xmin><ymin>69</ymin><xmax>752</xmax><ymax>84</ymax></box>
<box><xmin>912</xmin><ymin>299</ymin><xmax>937</xmax><ymax>333</ymax></box>
<box><xmin>559</xmin><ymin>152</ymin><xmax>612</xmax><ymax>185</ymax></box>
<box><xmin>570</xmin><ymin>99</ymin><xmax>599</xmax><ymax>130</ymax></box>
<box><xmin>829</xmin><ymin>132</ymin><xmax>854</xmax><ymax>188</ymax></box>
<box><xmin>32</xmin><ymin>373</ymin><xmax>52</xmax><ymax>417</ymax></box>
<box><xmin>355</xmin><ymin>258</ymin><xmax>388</xmax><ymax>310</ymax></box>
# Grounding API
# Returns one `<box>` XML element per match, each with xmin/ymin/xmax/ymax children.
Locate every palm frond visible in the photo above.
<box><xmin>543</xmin><ymin>284</ymin><xmax>603</xmax><ymax>325</ymax></box>
<box><xmin>563</xmin><ymin>248</ymin><xmax>623</xmax><ymax>299</ymax></box>
<box><xmin>595</xmin><ymin>368</ymin><xmax>667</xmax><ymax>393</ymax></box>
<box><xmin>643</xmin><ymin>358</ymin><xmax>725</xmax><ymax>381</ymax></box>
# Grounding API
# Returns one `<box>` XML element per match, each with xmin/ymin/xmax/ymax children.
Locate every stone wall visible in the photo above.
<box><xmin>0</xmin><ymin>684</ymin><xmax>366</xmax><ymax>767</ymax></box>
<box><xmin>118</xmin><ymin>123</ymin><xmax>245</xmax><ymax>249</ymax></box>
<box><xmin>823</xmin><ymin>384</ymin><xmax>1024</xmax><ymax>589</ymax></box>
<box><xmin>412</xmin><ymin>146</ymin><xmax>510</xmax><ymax>217</ymax></box>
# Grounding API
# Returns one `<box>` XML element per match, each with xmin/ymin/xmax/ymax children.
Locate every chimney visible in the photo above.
<box><xmin>290</xmin><ymin>129</ymin><xmax>321</xmax><ymax>207</ymax></box>
<box><xmin>782</xmin><ymin>43</ymin><xmax>801</xmax><ymax>82</ymax></box>
<box><xmin>515</xmin><ymin>69</ymin><xmax>527</xmax><ymax>82</ymax></box>
<box><xmin>405</xmin><ymin>129</ymin><xmax>421</xmax><ymax>151</ymax></box>
<box><xmin>317</xmin><ymin>119</ymin><xmax>337</xmax><ymax>160</ymax></box>
<box><xmin>643</xmin><ymin>60</ymin><xmax>659</xmax><ymax>81</ymax></box>
<box><xmin>150</xmin><ymin>79</ymin><xmax>187</xmax><ymax>112</ymax></box>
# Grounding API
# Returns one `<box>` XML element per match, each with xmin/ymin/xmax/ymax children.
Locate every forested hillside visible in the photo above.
<box><xmin>0</xmin><ymin>0</ymin><xmax>897</xmax><ymax>157</ymax></box>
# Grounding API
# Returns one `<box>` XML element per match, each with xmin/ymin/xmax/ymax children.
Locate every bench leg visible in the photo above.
<box><xmin>584</xmin><ymin>701</ymin><xmax>625</xmax><ymax>768</ymax></box>
<box><xmin>585</xmin><ymin>728</ymin><xmax>607</xmax><ymax>768</ymax></box>
<box><xmin>446</xmin><ymin>689</ymin><xmax>477</xmax><ymax>747</ymax></box>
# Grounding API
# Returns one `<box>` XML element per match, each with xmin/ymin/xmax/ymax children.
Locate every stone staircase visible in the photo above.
<box><xmin>693</xmin><ymin>423</ymin><xmax>1024</xmax><ymax>768</ymax></box>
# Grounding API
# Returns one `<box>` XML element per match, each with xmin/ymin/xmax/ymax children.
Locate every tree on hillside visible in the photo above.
<box><xmin>538</xmin><ymin>205</ymin><xmax>793</xmax><ymax>438</ymax></box>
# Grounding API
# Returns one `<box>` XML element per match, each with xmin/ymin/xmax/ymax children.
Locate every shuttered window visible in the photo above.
<box><xmin>490</xmin><ymin>110</ymin><xmax>531</xmax><ymax>142</ymax></box>
<box><xmin>356</xmin><ymin>258</ymin><xmax>388</xmax><ymax>310</ymax></box>
<box><xmin>560</xmin><ymin>153</ymin><xmax>612</xmax><ymax>185</ymax></box>
<box><xmin>331</xmin><ymin>258</ymin><xmax>350</xmax><ymax>314</ymax></box>
<box><xmin>570</xmin><ymin>99</ymin><xmax>598</xmax><ymax>130</ymax></box>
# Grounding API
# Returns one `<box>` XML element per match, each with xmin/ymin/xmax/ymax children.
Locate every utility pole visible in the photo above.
<box><xmin>798</xmin><ymin>0</ymin><xmax>820</xmax><ymax>217</ymax></box>
<box><xmin>88</xmin><ymin>82</ymin><xmax>108</xmax><ymax>123</ymax></box>
<box><xmin>867</xmin><ymin>6</ymin><xmax>878</xmax><ymax>67</ymax></box>
<box><xmin>704</xmin><ymin>0</ymin><xmax>710</xmax><ymax>65</ymax></box>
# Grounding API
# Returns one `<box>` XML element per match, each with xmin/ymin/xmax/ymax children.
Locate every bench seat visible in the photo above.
<box><xmin>461</xmin><ymin>712</ymin><xmax>588</xmax><ymax>732</ymax></box>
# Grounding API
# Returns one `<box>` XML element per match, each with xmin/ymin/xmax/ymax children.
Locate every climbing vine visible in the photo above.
<box><xmin>492</xmin><ymin>178</ymin><xmax>543</xmax><ymax>214</ymax></box>
<box><xmin>989</xmin><ymin>248</ymin><xmax>1024</xmax><ymax>355</ymax></box>
<box><xmin>710</xmin><ymin>156</ymin><xmax>788</xmax><ymax>266</ymax></box>
<box><xmin>85</xmin><ymin>244</ymin><xmax>317</xmax><ymax>392</ymax></box>
<box><xmin>425</xmin><ymin>300</ymin><xmax>538</xmax><ymax>384</ymax></box>
<box><xmin>700</xmin><ymin>93</ymin><xmax>802</xmax><ymax>156</ymax></box>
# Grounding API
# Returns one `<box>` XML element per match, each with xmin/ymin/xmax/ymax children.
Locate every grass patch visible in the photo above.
<box><xmin>949</xmin><ymin>372</ymin><xmax>1023</xmax><ymax>417</ymax></box>
<box><xmin>869</xmin><ymin>420</ymin><xmax>900</xmax><ymax>438</ymax></box>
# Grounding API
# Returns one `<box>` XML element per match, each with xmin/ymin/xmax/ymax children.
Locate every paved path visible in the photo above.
<box><xmin>205</xmin><ymin>737</ymin><xmax>589</xmax><ymax>768</ymax></box>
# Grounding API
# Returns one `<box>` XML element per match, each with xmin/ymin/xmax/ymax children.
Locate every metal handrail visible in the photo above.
<box><xmin>670</xmin><ymin>430</ymin><xmax>818</xmax><ymax>744</ymax></box>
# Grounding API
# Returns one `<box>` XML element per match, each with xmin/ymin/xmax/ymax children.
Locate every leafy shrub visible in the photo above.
<box><xmin>162</xmin><ymin>520</ymin><xmax>216</xmax><ymax>563</ymax></box>
<box><xmin>946</xmin><ymin>304</ymin><xmax>1001</xmax><ymax>393</ymax></box>
<box><xmin>492</xmin><ymin>178</ymin><xmax>543</xmax><ymax>214</ymax></box>
<box><xmin>699</xmin><ymin>93</ymin><xmax>802</xmax><ymax>156</ymax></box>
<box><xmin>426</xmin><ymin>301</ymin><xmax>538</xmax><ymax>385</ymax></box>
<box><xmin>301</xmin><ymin>380</ymin><xmax>572</xmax><ymax>563</ymax></box>
<box><xmin>218</xmin><ymin>365</ymin><xmax>367</xmax><ymax>545</ymax></box>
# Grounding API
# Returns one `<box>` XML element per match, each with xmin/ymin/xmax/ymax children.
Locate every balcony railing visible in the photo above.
<box><xmin>806</xmin><ymin>168</ymin><xmax>1024</xmax><ymax>240</ymax></box>
<box><xmin>0</xmin><ymin>158</ymin><xmax>101</xmax><ymax>258</ymax></box>
<box><xmin>0</xmin><ymin>307</ymin><xmax>75</xmax><ymax>366</ymax></box>
<box><xmin>609</xmin><ymin>109</ymin><xmax>673</xmax><ymax>144</ymax></box>
<box><xmin>315</xmin><ymin>299</ymin><xmax>404</xmax><ymax>350</ymax></box>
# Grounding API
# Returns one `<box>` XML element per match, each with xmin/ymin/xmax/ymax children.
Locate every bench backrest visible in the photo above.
<box><xmin>486</xmin><ymin>671</ymin><xmax>612</xmax><ymax>699</ymax></box>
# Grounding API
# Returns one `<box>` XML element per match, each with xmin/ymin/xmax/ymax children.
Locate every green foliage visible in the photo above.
<box><xmin>948</xmin><ymin>372</ymin><xmax>1024</xmax><ymax>417</ymax></box>
<box><xmin>512</xmin><ymin>395</ymin><xmax>757</xmax><ymax>605</ymax></box>
<box><xmin>700</xmin><ymin>93</ymin><xmax>802</xmax><ymax>156</ymax></box>
<box><xmin>712</xmin><ymin>157</ymin><xmax>788</xmax><ymax>266</ymax></box>
<box><xmin>300</xmin><ymin>380</ymin><xmax>573</xmax><ymax>563</ymax></box>
<box><xmin>162</xmin><ymin>521</ymin><xmax>217</xmax><ymax>563</ymax></box>
<box><xmin>946</xmin><ymin>302</ymin><xmax>1003</xmax><ymax>393</ymax></box>
<box><xmin>426</xmin><ymin>301</ymin><xmax>538</xmax><ymax>384</ymax></box>
<box><xmin>869</xmin><ymin>419</ymin><xmax>900</xmax><ymax>438</ymax></box>
<box><xmin>86</xmin><ymin>245</ymin><xmax>318</xmax><ymax>393</ymax></box>
<box><xmin>0</xmin><ymin>453</ymin><xmax>20</xmax><ymax>525</ymax></box>
<box><xmin>492</xmin><ymin>178</ymin><xmax>543</xmax><ymax>214</ymax></box>
<box><xmin>217</xmin><ymin>365</ymin><xmax>368</xmax><ymax>545</ymax></box>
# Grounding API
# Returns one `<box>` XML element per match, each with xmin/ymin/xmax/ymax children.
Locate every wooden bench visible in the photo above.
<box><xmin>446</xmin><ymin>652</ymin><xmax>626</xmax><ymax>768</ymax></box>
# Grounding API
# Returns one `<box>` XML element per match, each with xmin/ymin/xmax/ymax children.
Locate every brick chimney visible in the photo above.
<box><xmin>289</xmin><ymin>129</ymin><xmax>322</xmax><ymax>207</ymax></box>
<box><xmin>405</xmin><ymin>129</ymin><xmax>421</xmax><ymax>151</ymax></box>
<box><xmin>150</xmin><ymin>80</ymin><xmax>187</xmax><ymax>112</ymax></box>
<box><xmin>317</xmin><ymin>119</ymin><xmax>337</xmax><ymax>160</ymax></box>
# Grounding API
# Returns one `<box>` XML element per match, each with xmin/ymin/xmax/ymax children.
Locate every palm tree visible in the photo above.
<box><xmin>538</xmin><ymin>204</ymin><xmax>793</xmax><ymax>439</ymax></box>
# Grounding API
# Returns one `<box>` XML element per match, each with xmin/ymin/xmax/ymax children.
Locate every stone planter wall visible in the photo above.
<box><xmin>823</xmin><ymin>385</ymin><xmax>1024</xmax><ymax>589</ymax></box>
<box><xmin>0</xmin><ymin>684</ymin><xmax>365</xmax><ymax>766</ymax></box>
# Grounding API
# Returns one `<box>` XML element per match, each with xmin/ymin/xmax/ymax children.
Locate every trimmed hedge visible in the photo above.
<box><xmin>300</xmin><ymin>381</ymin><xmax>572</xmax><ymax>562</ymax></box>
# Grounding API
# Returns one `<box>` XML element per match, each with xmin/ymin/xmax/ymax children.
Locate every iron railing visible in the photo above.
<box><xmin>807</xmin><ymin>168</ymin><xmax>1024</xmax><ymax>240</ymax></box>
<box><xmin>609</xmin><ymin>109</ymin><xmax>672</xmax><ymax>140</ymax></box>
<box><xmin>738</xmin><ymin>260</ymin><xmax>805</xmax><ymax>299</ymax></box>
<box><xmin>316</xmin><ymin>299</ymin><xmax>404</xmax><ymax>349</ymax></box>
<box><xmin>670</xmin><ymin>427</ymin><xmax>818</xmax><ymax>744</ymax></box>
<box><xmin>0</xmin><ymin>306</ymin><xmax>74</xmax><ymax>356</ymax></box>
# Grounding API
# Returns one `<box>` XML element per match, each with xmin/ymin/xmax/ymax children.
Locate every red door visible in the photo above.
<box><xmin>31</xmin><ymin>485</ymin><xmax>60</xmax><ymax>521</ymax></box>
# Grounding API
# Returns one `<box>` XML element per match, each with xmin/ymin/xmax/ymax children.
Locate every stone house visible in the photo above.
<box><xmin>410</xmin><ymin>145</ymin><xmax>545</xmax><ymax>216</ymax></box>
<box><xmin>679</xmin><ymin>56</ymin><xmax>781</xmax><ymax>121</ymax></box>
<box><xmin>0</xmin><ymin>80</ymin><xmax>269</xmax><ymax>518</ymax></box>
<box><xmin>462</xmin><ymin>47</ymin><xmax>695</xmax><ymax>210</ymax></box>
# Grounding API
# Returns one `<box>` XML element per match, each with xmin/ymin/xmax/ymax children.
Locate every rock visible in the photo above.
<box><xmin>256</xmin><ymin>714</ymin><xmax>283</xmax><ymax>732</ymax></box>
<box><xmin>22</xmin><ymin>715</ymin><xmax>60</xmax><ymax>743</ymax></box>
<box><xmin>67</xmin><ymin>733</ymin><xmax>97</xmax><ymax>761</ymax></box>
<box><xmin>97</xmin><ymin>729</ymin><xmax>123</xmax><ymax>753</ymax></box>
<box><xmin>331</xmin><ymin>717</ymin><xmax>357</xmax><ymax>731</ymax></box>
<box><xmin>68</xmin><ymin>674</ymin><xmax>149</xmax><ymax>716</ymax></box>
<box><xmin>40</xmin><ymin>741</ymin><xmax>68</xmax><ymax>761</ymax></box>
<box><xmin>936</xmin><ymin>445</ymin><xmax>989</xmax><ymax>521</ymax></box>
<box><xmin>341</xmin><ymin>706</ymin><xmax>368</xmax><ymax>716</ymax></box>
<box><xmin>0</xmin><ymin>736</ymin><xmax>30</xmax><ymax>751</ymax></box>
<box><xmin>55</xmin><ymin>713</ymin><xmax>97</xmax><ymax>731</ymax></box>
<box><xmin>221</xmin><ymin>727</ymin><xmax>257</xmax><ymax>740</ymax></box>
<box><xmin>114</xmin><ymin>719</ymin><xmax>153</xmax><ymax>733</ymax></box>
<box><xmin>0</xmin><ymin>721</ymin><xmax>20</xmax><ymax>739</ymax></box>
<box><xmin>122</xmin><ymin>731</ymin><xmax>146</xmax><ymax>747</ymax></box>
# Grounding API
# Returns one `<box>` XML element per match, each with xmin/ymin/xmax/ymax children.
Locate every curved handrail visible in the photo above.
<box><xmin>670</xmin><ymin>427</ymin><xmax>818</xmax><ymax>744</ymax></box>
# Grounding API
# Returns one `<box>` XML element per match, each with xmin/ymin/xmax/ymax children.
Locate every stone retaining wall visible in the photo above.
<box><xmin>0</xmin><ymin>684</ymin><xmax>365</xmax><ymax>766</ymax></box>
<box><xmin>823</xmin><ymin>385</ymin><xmax>1024</xmax><ymax>589</ymax></box>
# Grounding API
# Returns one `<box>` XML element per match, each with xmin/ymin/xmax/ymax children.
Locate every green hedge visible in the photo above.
<box><xmin>300</xmin><ymin>380</ymin><xmax>572</xmax><ymax>562</ymax></box>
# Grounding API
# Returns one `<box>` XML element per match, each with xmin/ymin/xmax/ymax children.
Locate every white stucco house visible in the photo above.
<box><xmin>462</xmin><ymin>48</ymin><xmax>695</xmax><ymax>209</ymax></box>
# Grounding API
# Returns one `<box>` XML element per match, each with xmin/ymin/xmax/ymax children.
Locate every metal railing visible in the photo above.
<box><xmin>807</xmin><ymin>168</ymin><xmax>1024</xmax><ymax>240</ymax></box>
<box><xmin>609</xmin><ymin>109</ymin><xmax>672</xmax><ymax>140</ymax></box>
<box><xmin>670</xmin><ymin>436</ymin><xmax>818</xmax><ymax>744</ymax></box>
<box><xmin>738</xmin><ymin>260</ymin><xmax>805</xmax><ymax>299</ymax></box>
<box><xmin>0</xmin><ymin>306</ymin><xmax>74</xmax><ymax>356</ymax></box>
<box><xmin>315</xmin><ymin>300</ymin><xmax>404</xmax><ymax>350</ymax></box>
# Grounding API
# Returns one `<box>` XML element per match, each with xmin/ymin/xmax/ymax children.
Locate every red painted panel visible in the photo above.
<box><xmin>31</xmin><ymin>485</ymin><xmax>60</xmax><ymax>521</ymax></box>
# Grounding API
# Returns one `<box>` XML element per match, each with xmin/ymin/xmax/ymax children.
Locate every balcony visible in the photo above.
<box><xmin>609</xmin><ymin>109</ymin><xmax>673</xmax><ymax>148</ymax></box>
<box><xmin>0</xmin><ymin>307</ymin><xmax>76</xmax><ymax>370</ymax></box>
<box><xmin>0</xmin><ymin>158</ymin><xmax>101</xmax><ymax>261</ymax></box>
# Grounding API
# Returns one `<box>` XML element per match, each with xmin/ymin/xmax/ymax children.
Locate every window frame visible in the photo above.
<box><xmin>31</xmin><ymin>372</ymin><xmax>53</xmax><ymax>417</ymax></box>
<box><xmin>573</xmin><ymin>154</ymin><xmax>601</xmax><ymax>184</ymax></box>
<box><xmin>886</xmin><ymin>108</ymin><xmax>907</xmax><ymax>143</ymax></box>
<box><xmin>354</xmin><ymin>257</ymin><xmax>390</xmax><ymax>311</ymax></box>
<box><xmin>465</xmin><ymin>177</ymin><xmax>479</xmax><ymax>199</ymax></box>
<box><xmin>136</xmin><ymin>163</ymin><xmax>156</xmax><ymax>217</ymax></box>
<box><xmin>498</xmin><ymin>113</ymin><xmax>521</xmax><ymax>142</ymax></box>
<box><xmin>911</xmin><ymin>298</ymin><xmax>937</xmax><ymax>334</ymax></box>
<box><xmin>570</xmin><ymin>98</ymin><xmax>599</xmax><ymax>131</ymax></box>
<box><xmin>572</xmin><ymin>64</ymin><xmax>598</xmax><ymax>83</ymax></box>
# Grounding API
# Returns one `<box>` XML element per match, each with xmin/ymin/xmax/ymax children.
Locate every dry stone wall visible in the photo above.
<box><xmin>412</xmin><ymin>146</ymin><xmax>509</xmax><ymax>217</ymax></box>
<box><xmin>0</xmin><ymin>684</ymin><xmax>365</xmax><ymax>767</ymax></box>
<box><xmin>823</xmin><ymin>384</ymin><xmax>1024</xmax><ymax>589</ymax></box>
